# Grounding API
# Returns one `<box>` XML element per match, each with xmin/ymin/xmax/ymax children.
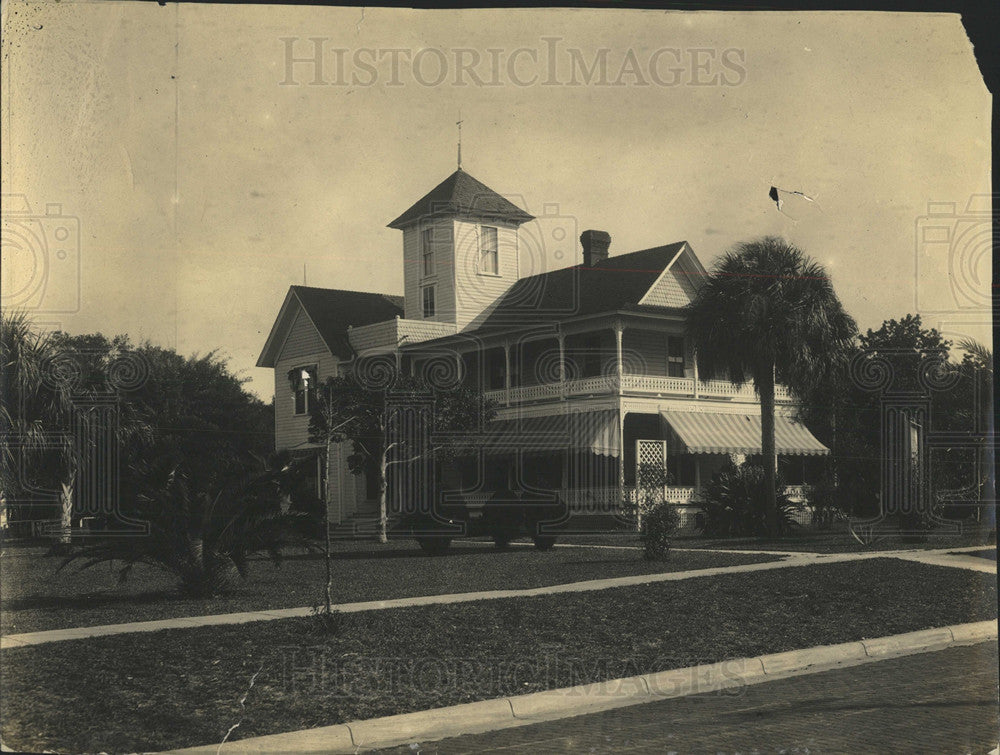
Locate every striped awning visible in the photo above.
<box><xmin>478</xmin><ymin>409</ymin><xmax>620</xmax><ymax>457</ymax></box>
<box><xmin>661</xmin><ymin>410</ymin><xmax>829</xmax><ymax>456</ymax></box>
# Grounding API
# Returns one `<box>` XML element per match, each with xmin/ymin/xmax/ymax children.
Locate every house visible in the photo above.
<box><xmin>257</xmin><ymin>167</ymin><xmax>828</xmax><ymax>529</ymax></box>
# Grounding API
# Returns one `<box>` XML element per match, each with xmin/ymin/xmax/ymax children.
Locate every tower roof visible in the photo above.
<box><xmin>387</xmin><ymin>169</ymin><xmax>535</xmax><ymax>229</ymax></box>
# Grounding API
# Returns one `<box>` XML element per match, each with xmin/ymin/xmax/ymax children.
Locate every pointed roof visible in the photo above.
<box><xmin>476</xmin><ymin>242</ymin><xmax>704</xmax><ymax>329</ymax></box>
<box><xmin>257</xmin><ymin>286</ymin><xmax>403</xmax><ymax>367</ymax></box>
<box><xmin>388</xmin><ymin>169</ymin><xmax>535</xmax><ymax>229</ymax></box>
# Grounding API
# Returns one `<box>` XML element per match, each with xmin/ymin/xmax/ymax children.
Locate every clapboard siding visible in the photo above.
<box><xmin>453</xmin><ymin>219</ymin><xmax>520</xmax><ymax>331</ymax></box>
<box><xmin>273</xmin><ymin>308</ymin><xmax>339</xmax><ymax>451</ymax></box>
<box><xmin>643</xmin><ymin>266</ymin><xmax>697</xmax><ymax>308</ymax></box>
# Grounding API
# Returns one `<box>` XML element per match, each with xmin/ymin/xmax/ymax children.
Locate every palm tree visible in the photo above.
<box><xmin>684</xmin><ymin>237</ymin><xmax>857</xmax><ymax>534</ymax></box>
<box><xmin>0</xmin><ymin>311</ymin><xmax>73</xmax><ymax>543</ymax></box>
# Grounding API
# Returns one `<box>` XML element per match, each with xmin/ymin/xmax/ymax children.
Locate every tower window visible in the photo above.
<box><xmin>422</xmin><ymin>286</ymin><xmax>436</xmax><ymax>318</ymax></box>
<box><xmin>421</xmin><ymin>227</ymin><xmax>434</xmax><ymax>277</ymax></box>
<box><xmin>667</xmin><ymin>336</ymin><xmax>685</xmax><ymax>378</ymax></box>
<box><xmin>291</xmin><ymin>365</ymin><xmax>317</xmax><ymax>415</ymax></box>
<box><xmin>480</xmin><ymin>226</ymin><xmax>498</xmax><ymax>274</ymax></box>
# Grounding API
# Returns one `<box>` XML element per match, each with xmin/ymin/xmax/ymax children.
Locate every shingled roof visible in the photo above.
<box><xmin>257</xmin><ymin>286</ymin><xmax>404</xmax><ymax>366</ymax></box>
<box><xmin>388</xmin><ymin>169</ymin><xmax>535</xmax><ymax>229</ymax></box>
<box><xmin>476</xmin><ymin>242</ymin><xmax>690</xmax><ymax>330</ymax></box>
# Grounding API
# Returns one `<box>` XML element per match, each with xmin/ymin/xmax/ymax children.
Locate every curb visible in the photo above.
<box><xmin>166</xmin><ymin>620</ymin><xmax>997</xmax><ymax>754</ymax></box>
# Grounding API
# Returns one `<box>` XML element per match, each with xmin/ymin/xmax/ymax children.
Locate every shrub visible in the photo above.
<box><xmin>640</xmin><ymin>501</ymin><xmax>681</xmax><ymax>560</ymax></box>
<box><xmin>697</xmin><ymin>461</ymin><xmax>802</xmax><ymax>538</ymax></box>
<box><xmin>806</xmin><ymin>470</ymin><xmax>849</xmax><ymax>529</ymax></box>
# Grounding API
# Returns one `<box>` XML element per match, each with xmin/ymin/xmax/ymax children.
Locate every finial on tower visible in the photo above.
<box><xmin>456</xmin><ymin>110</ymin><xmax>463</xmax><ymax>171</ymax></box>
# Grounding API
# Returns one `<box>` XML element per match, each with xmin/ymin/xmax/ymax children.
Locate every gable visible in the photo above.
<box><xmin>279</xmin><ymin>308</ymin><xmax>328</xmax><ymax>362</ymax></box>
<box><xmin>642</xmin><ymin>265</ymin><xmax>698</xmax><ymax>307</ymax></box>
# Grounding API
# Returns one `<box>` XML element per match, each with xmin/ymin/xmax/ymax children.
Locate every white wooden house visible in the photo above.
<box><xmin>258</xmin><ymin>168</ymin><xmax>828</xmax><ymax>529</ymax></box>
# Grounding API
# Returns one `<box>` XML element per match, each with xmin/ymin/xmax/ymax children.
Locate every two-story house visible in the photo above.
<box><xmin>257</xmin><ymin>168</ymin><xmax>828</xmax><ymax>529</ymax></box>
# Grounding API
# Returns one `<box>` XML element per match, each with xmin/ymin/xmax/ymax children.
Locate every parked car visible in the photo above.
<box><xmin>401</xmin><ymin>487</ymin><xmax>568</xmax><ymax>555</ymax></box>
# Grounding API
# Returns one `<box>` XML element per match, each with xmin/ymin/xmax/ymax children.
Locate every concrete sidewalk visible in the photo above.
<box><xmin>165</xmin><ymin>620</ymin><xmax>998</xmax><ymax>754</ymax></box>
<box><xmin>2</xmin><ymin>546</ymin><xmax>993</xmax><ymax>650</ymax></box>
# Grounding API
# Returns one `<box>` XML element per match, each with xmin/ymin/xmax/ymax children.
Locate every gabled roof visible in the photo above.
<box><xmin>257</xmin><ymin>285</ymin><xmax>403</xmax><ymax>367</ymax></box>
<box><xmin>476</xmin><ymin>241</ymin><xmax>698</xmax><ymax>329</ymax></box>
<box><xmin>388</xmin><ymin>169</ymin><xmax>535</xmax><ymax>229</ymax></box>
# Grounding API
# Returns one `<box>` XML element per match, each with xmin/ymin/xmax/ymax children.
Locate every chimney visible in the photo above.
<box><xmin>580</xmin><ymin>230</ymin><xmax>611</xmax><ymax>266</ymax></box>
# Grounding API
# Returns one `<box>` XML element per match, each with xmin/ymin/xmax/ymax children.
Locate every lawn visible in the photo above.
<box><xmin>1</xmin><ymin>558</ymin><xmax>994</xmax><ymax>754</ymax></box>
<box><xmin>567</xmin><ymin>528</ymin><xmax>997</xmax><ymax>553</ymax></box>
<box><xmin>0</xmin><ymin>542</ymin><xmax>780</xmax><ymax>635</ymax></box>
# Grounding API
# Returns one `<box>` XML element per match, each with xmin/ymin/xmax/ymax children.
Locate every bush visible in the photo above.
<box><xmin>696</xmin><ymin>461</ymin><xmax>802</xmax><ymax>538</ymax></box>
<box><xmin>806</xmin><ymin>470</ymin><xmax>849</xmax><ymax>529</ymax></box>
<box><xmin>640</xmin><ymin>501</ymin><xmax>681</xmax><ymax>560</ymax></box>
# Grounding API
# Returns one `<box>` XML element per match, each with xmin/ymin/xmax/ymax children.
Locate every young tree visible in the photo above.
<box><xmin>309</xmin><ymin>366</ymin><xmax>493</xmax><ymax>547</ymax></box>
<box><xmin>684</xmin><ymin>237</ymin><xmax>857</xmax><ymax>534</ymax></box>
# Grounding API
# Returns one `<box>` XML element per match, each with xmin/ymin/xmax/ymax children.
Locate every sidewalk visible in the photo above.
<box><xmin>165</xmin><ymin>620</ymin><xmax>998</xmax><ymax>754</ymax></box>
<box><xmin>3</xmin><ymin>546</ymin><xmax>992</xmax><ymax>650</ymax></box>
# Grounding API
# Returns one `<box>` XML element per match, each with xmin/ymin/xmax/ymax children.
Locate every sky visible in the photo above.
<box><xmin>1</xmin><ymin>4</ymin><xmax>991</xmax><ymax>400</ymax></box>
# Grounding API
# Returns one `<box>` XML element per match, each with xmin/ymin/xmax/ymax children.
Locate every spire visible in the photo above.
<box><xmin>456</xmin><ymin>110</ymin><xmax>463</xmax><ymax>171</ymax></box>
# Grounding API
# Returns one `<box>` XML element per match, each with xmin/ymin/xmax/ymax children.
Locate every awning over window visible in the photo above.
<box><xmin>660</xmin><ymin>410</ymin><xmax>829</xmax><ymax>456</ymax></box>
<box><xmin>477</xmin><ymin>409</ymin><xmax>620</xmax><ymax>457</ymax></box>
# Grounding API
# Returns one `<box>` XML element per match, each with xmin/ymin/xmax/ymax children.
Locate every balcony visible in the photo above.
<box><xmin>484</xmin><ymin>373</ymin><xmax>792</xmax><ymax>406</ymax></box>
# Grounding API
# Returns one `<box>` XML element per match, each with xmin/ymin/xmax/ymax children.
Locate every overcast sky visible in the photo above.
<box><xmin>2</xmin><ymin>4</ymin><xmax>990</xmax><ymax>400</ymax></box>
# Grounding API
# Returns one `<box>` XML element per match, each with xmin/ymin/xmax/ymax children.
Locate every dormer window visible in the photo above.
<box><xmin>421</xmin><ymin>227</ymin><xmax>434</xmax><ymax>277</ymax></box>
<box><xmin>291</xmin><ymin>365</ymin><xmax>317</xmax><ymax>415</ymax></box>
<box><xmin>479</xmin><ymin>226</ymin><xmax>498</xmax><ymax>275</ymax></box>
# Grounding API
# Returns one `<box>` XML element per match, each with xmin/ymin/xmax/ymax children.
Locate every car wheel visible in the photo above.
<box><xmin>416</xmin><ymin>537</ymin><xmax>452</xmax><ymax>555</ymax></box>
<box><xmin>532</xmin><ymin>535</ymin><xmax>557</xmax><ymax>551</ymax></box>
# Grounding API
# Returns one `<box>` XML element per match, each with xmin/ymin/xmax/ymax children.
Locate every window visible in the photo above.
<box><xmin>292</xmin><ymin>365</ymin><xmax>317</xmax><ymax>415</ymax></box>
<box><xmin>480</xmin><ymin>226</ymin><xmax>498</xmax><ymax>274</ymax></box>
<box><xmin>422</xmin><ymin>285</ymin><xmax>436</xmax><ymax>318</ymax></box>
<box><xmin>421</xmin><ymin>227</ymin><xmax>434</xmax><ymax>277</ymax></box>
<box><xmin>667</xmin><ymin>336</ymin><xmax>685</xmax><ymax>378</ymax></box>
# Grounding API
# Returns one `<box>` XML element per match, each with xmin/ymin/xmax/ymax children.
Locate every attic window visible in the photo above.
<box><xmin>290</xmin><ymin>365</ymin><xmax>317</xmax><ymax>415</ymax></box>
<box><xmin>479</xmin><ymin>226</ymin><xmax>498</xmax><ymax>275</ymax></box>
<box><xmin>421</xmin><ymin>227</ymin><xmax>434</xmax><ymax>277</ymax></box>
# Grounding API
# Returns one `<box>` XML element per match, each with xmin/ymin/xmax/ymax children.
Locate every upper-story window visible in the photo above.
<box><xmin>291</xmin><ymin>365</ymin><xmax>317</xmax><ymax>415</ymax></box>
<box><xmin>422</xmin><ymin>285</ymin><xmax>436</xmax><ymax>318</ymax></box>
<box><xmin>667</xmin><ymin>336</ymin><xmax>685</xmax><ymax>378</ymax></box>
<box><xmin>479</xmin><ymin>226</ymin><xmax>498</xmax><ymax>275</ymax></box>
<box><xmin>421</xmin><ymin>228</ymin><xmax>434</xmax><ymax>277</ymax></box>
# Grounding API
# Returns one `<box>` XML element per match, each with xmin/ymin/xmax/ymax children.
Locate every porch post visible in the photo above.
<box><xmin>502</xmin><ymin>340</ymin><xmax>511</xmax><ymax>407</ymax></box>
<box><xmin>557</xmin><ymin>332</ymin><xmax>566</xmax><ymax>398</ymax></box>
<box><xmin>614</xmin><ymin>320</ymin><xmax>624</xmax><ymax>394</ymax></box>
<box><xmin>692</xmin><ymin>346</ymin><xmax>699</xmax><ymax>399</ymax></box>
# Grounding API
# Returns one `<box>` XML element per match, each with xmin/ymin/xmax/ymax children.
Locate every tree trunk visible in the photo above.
<box><xmin>758</xmin><ymin>364</ymin><xmax>778</xmax><ymax>535</ymax></box>
<box><xmin>324</xmin><ymin>442</ymin><xmax>333</xmax><ymax>614</ymax></box>
<box><xmin>59</xmin><ymin>480</ymin><xmax>73</xmax><ymax>546</ymax></box>
<box><xmin>378</xmin><ymin>452</ymin><xmax>389</xmax><ymax>544</ymax></box>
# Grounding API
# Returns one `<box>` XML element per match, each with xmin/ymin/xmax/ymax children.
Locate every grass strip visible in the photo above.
<box><xmin>1</xmin><ymin>558</ymin><xmax>995</xmax><ymax>754</ymax></box>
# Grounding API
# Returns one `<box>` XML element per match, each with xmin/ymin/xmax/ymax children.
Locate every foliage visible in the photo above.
<box><xmin>684</xmin><ymin>237</ymin><xmax>857</xmax><ymax>534</ymax></box>
<box><xmin>804</xmin><ymin>470</ymin><xmax>849</xmax><ymax>529</ymax></box>
<box><xmin>309</xmin><ymin>368</ymin><xmax>495</xmax><ymax>542</ymax></box>
<box><xmin>640</xmin><ymin>501</ymin><xmax>681</xmax><ymax>560</ymax></box>
<box><xmin>59</xmin><ymin>452</ymin><xmax>317</xmax><ymax>597</ymax></box>
<box><xmin>798</xmin><ymin>315</ymin><xmax>991</xmax><ymax>524</ymax></box>
<box><xmin>696</xmin><ymin>461</ymin><xmax>802</xmax><ymax>538</ymax></box>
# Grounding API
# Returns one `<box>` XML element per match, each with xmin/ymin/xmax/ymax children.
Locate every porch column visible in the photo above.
<box><xmin>614</xmin><ymin>320</ymin><xmax>624</xmax><ymax>394</ymax></box>
<box><xmin>557</xmin><ymin>332</ymin><xmax>566</xmax><ymax>398</ymax></box>
<box><xmin>502</xmin><ymin>340</ymin><xmax>511</xmax><ymax>407</ymax></box>
<box><xmin>692</xmin><ymin>346</ymin><xmax>699</xmax><ymax>399</ymax></box>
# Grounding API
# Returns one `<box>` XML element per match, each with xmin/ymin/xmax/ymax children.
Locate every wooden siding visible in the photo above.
<box><xmin>453</xmin><ymin>219</ymin><xmax>520</xmax><ymax>331</ymax></box>
<box><xmin>402</xmin><ymin>220</ymin><xmax>456</xmax><ymax>325</ymax></box>
<box><xmin>273</xmin><ymin>307</ymin><xmax>339</xmax><ymax>452</ymax></box>
<box><xmin>643</xmin><ymin>266</ymin><xmax>697</xmax><ymax>308</ymax></box>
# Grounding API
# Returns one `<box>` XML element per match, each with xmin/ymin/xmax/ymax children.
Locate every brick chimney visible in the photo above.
<box><xmin>580</xmin><ymin>230</ymin><xmax>611</xmax><ymax>267</ymax></box>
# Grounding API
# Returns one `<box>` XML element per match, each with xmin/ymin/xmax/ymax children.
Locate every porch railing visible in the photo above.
<box><xmin>484</xmin><ymin>373</ymin><xmax>791</xmax><ymax>406</ymax></box>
